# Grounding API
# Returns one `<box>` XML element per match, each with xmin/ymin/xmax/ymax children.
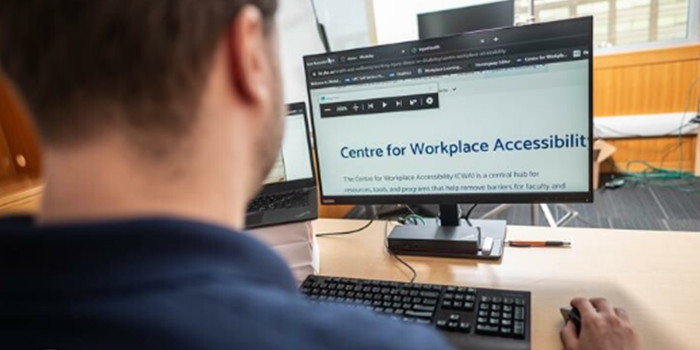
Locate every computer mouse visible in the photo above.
<box><xmin>560</xmin><ymin>307</ymin><xmax>582</xmax><ymax>335</ymax></box>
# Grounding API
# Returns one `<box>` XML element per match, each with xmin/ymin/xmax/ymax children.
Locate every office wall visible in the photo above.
<box><xmin>594</xmin><ymin>44</ymin><xmax>700</xmax><ymax>172</ymax></box>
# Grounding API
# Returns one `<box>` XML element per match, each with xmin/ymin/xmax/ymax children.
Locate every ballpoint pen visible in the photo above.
<box><xmin>507</xmin><ymin>240</ymin><xmax>571</xmax><ymax>248</ymax></box>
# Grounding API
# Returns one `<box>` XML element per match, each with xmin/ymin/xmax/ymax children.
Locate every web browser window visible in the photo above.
<box><xmin>304</xmin><ymin>18</ymin><xmax>593</xmax><ymax>204</ymax></box>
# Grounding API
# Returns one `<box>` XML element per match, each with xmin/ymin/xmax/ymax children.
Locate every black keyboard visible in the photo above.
<box><xmin>300</xmin><ymin>275</ymin><xmax>531</xmax><ymax>350</ymax></box>
<box><xmin>247</xmin><ymin>189</ymin><xmax>310</xmax><ymax>213</ymax></box>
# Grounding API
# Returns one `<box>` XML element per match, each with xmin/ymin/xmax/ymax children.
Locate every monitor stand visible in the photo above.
<box><xmin>387</xmin><ymin>204</ymin><xmax>507</xmax><ymax>260</ymax></box>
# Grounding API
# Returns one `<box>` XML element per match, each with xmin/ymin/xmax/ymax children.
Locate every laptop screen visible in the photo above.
<box><xmin>263</xmin><ymin>105</ymin><xmax>314</xmax><ymax>185</ymax></box>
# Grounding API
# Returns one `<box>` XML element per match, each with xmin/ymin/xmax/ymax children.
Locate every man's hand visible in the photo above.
<box><xmin>560</xmin><ymin>297</ymin><xmax>642</xmax><ymax>350</ymax></box>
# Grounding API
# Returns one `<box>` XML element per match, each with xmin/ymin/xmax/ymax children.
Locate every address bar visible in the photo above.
<box><xmin>319</xmin><ymin>83</ymin><xmax>439</xmax><ymax>104</ymax></box>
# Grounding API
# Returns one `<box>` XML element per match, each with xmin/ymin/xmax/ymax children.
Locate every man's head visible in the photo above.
<box><xmin>0</xmin><ymin>0</ymin><xmax>286</xmax><ymax>224</ymax></box>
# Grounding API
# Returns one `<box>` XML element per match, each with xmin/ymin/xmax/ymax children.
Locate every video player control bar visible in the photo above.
<box><xmin>320</xmin><ymin>93</ymin><xmax>439</xmax><ymax>118</ymax></box>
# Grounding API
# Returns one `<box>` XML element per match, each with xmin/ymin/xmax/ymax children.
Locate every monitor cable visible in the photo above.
<box><xmin>463</xmin><ymin>204</ymin><xmax>478</xmax><ymax>227</ymax></box>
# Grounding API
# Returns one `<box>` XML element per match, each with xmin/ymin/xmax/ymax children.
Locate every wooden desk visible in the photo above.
<box><xmin>313</xmin><ymin>219</ymin><xmax>700</xmax><ymax>350</ymax></box>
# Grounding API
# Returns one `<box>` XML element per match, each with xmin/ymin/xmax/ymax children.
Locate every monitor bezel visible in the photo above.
<box><xmin>304</xmin><ymin>18</ymin><xmax>594</xmax><ymax>206</ymax></box>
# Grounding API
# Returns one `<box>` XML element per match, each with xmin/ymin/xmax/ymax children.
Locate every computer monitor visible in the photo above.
<box><xmin>303</xmin><ymin>18</ymin><xmax>593</xmax><ymax>251</ymax></box>
<box><xmin>418</xmin><ymin>0</ymin><xmax>515</xmax><ymax>40</ymax></box>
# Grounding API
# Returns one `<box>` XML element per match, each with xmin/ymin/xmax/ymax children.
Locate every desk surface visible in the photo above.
<box><xmin>313</xmin><ymin>219</ymin><xmax>700</xmax><ymax>350</ymax></box>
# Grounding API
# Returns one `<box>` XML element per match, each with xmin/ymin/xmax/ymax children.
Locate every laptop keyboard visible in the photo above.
<box><xmin>247</xmin><ymin>189</ymin><xmax>310</xmax><ymax>213</ymax></box>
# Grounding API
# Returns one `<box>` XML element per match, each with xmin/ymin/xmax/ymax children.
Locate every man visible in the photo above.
<box><xmin>0</xmin><ymin>1</ymin><xmax>641</xmax><ymax>349</ymax></box>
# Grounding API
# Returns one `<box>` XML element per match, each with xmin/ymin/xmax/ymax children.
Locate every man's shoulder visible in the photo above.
<box><xmin>221</xmin><ymin>283</ymin><xmax>453</xmax><ymax>350</ymax></box>
<box><xmin>157</xmin><ymin>278</ymin><xmax>454</xmax><ymax>350</ymax></box>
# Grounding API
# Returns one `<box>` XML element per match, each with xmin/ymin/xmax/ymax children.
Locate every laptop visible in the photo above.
<box><xmin>245</xmin><ymin>102</ymin><xmax>319</xmax><ymax>229</ymax></box>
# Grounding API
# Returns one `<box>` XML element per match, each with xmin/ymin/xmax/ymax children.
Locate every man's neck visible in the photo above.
<box><xmin>39</xmin><ymin>134</ymin><xmax>252</xmax><ymax>231</ymax></box>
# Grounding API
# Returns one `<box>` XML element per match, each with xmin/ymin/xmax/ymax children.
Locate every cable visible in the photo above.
<box><xmin>316</xmin><ymin>205</ymin><xmax>385</xmax><ymax>237</ymax></box>
<box><xmin>316</xmin><ymin>219</ymin><xmax>375</xmax><ymax>237</ymax></box>
<box><xmin>384</xmin><ymin>220</ymin><xmax>417</xmax><ymax>284</ymax></box>
<box><xmin>675</xmin><ymin>73</ymin><xmax>700</xmax><ymax>172</ymax></box>
<box><xmin>463</xmin><ymin>204</ymin><xmax>478</xmax><ymax>227</ymax></box>
<box><xmin>621</xmin><ymin>62</ymin><xmax>700</xmax><ymax>177</ymax></box>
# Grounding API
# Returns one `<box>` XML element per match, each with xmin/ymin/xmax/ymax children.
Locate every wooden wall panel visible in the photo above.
<box><xmin>0</xmin><ymin>120</ymin><xmax>16</xmax><ymax>179</ymax></box>
<box><xmin>0</xmin><ymin>74</ymin><xmax>42</xmax><ymax>177</ymax></box>
<box><xmin>593</xmin><ymin>44</ymin><xmax>700</xmax><ymax>173</ymax></box>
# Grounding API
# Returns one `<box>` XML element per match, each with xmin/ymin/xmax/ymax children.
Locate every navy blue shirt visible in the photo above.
<box><xmin>0</xmin><ymin>216</ymin><xmax>453</xmax><ymax>350</ymax></box>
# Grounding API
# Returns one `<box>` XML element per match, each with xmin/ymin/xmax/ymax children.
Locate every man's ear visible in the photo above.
<box><xmin>226</xmin><ymin>5</ymin><xmax>272</xmax><ymax>105</ymax></box>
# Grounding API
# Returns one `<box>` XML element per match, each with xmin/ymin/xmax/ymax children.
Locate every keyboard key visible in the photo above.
<box><xmin>479</xmin><ymin>303</ymin><xmax>490</xmax><ymax>311</ymax></box>
<box><xmin>423</xmin><ymin>298</ymin><xmax>437</xmax><ymax>306</ymax></box>
<box><xmin>442</xmin><ymin>301</ymin><xmax>453</xmax><ymax>309</ymax></box>
<box><xmin>419</xmin><ymin>291</ymin><xmax>439</xmax><ymax>298</ymax></box>
<box><xmin>476</xmin><ymin>324</ymin><xmax>500</xmax><ymax>336</ymax></box>
<box><xmin>449</xmin><ymin>314</ymin><xmax>460</xmax><ymax>321</ymax></box>
<box><xmin>503</xmin><ymin>305</ymin><xmax>513</xmax><ymax>313</ymax></box>
<box><xmin>492</xmin><ymin>296</ymin><xmax>503</xmax><ymax>304</ymax></box>
<box><xmin>464</xmin><ymin>302</ymin><xmax>475</xmax><ymax>311</ymax></box>
<box><xmin>453</xmin><ymin>301</ymin><xmax>463</xmax><ymax>309</ymax></box>
<box><xmin>436</xmin><ymin>319</ymin><xmax>448</xmax><ymax>329</ymax></box>
<box><xmin>503</xmin><ymin>297</ymin><xmax>514</xmax><ymax>305</ymax></box>
<box><xmin>413</xmin><ymin>304</ymin><xmax>435</xmax><ymax>312</ymax></box>
<box><xmin>515</xmin><ymin>306</ymin><xmax>525</xmax><ymax>321</ymax></box>
<box><xmin>405</xmin><ymin>310</ymin><xmax>433</xmax><ymax>319</ymax></box>
<box><xmin>478</xmin><ymin>310</ymin><xmax>489</xmax><ymax>317</ymax></box>
<box><xmin>501</xmin><ymin>319</ymin><xmax>512</xmax><ymax>327</ymax></box>
<box><xmin>502</xmin><ymin>312</ymin><xmax>513</xmax><ymax>319</ymax></box>
<box><xmin>514</xmin><ymin>321</ymin><xmax>526</xmax><ymax>339</ymax></box>
<box><xmin>477</xmin><ymin>317</ymin><xmax>488</xmax><ymax>324</ymax></box>
<box><xmin>500</xmin><ymin>327</ymin><xmax>512</xmax><ymax>337</ymax></box>
<box><xmin>489</xmin><ymin>318</ymin><xmax>500</xmax><ymax>325</ymax></box>
<box><xmin>447</xmin><ymin>321</ymin><xmax>459</xmax><ymax>331</ymax></box>
<box><xmin>490</xmin><ymin>312</ymin><xmax>501</xmax><ymax>318</ymax></box>
<box><xmin>443</xmin><ymin>293</ymin><xmax>454</xmax><ymax>300</ymax></box>
<box><xmin>515</xmin><ymin>298</ymin><xmax>526</xmax><ymax>306</ymax></box>
<box><xmin>491</xmin><ymin>304</ymin><xmax>502</xmax><ymax>311</ymax></box>
<box><xmin>481</xmin><ymin>296</ymin><xmax>492</xmax><ymax>303</ymax></box>
<box><xmin>458</xmin><ymin>322</ymin><xmax>472</xmax><ymax>333</ymax></box>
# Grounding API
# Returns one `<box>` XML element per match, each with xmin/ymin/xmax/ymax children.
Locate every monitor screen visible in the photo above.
<box><xmin>263</xmin><ymin>104</ymin><xmax>314</xmax><ymax>185</ymax></box>
<box><xmin>304</xmin><ymin>18</ymin><xmax>593</xmax><ymax>205</ymax></box>
<box><xmin>418</xmin><ymin>0</ymin><xmax>515</xmax><ymax>40</ymax></box>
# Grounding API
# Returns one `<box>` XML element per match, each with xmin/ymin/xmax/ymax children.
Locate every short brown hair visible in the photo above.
<box><xmin>0</xmin><ymin>0</ymin><xmax>277</xmax><ymax>148</ymax></box>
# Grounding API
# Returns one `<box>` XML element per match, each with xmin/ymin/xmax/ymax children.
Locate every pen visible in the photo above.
<box><xmin>507</xmin><ymin>240</ymin><xmax>571</xmax><ymax>248</ymax></box>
